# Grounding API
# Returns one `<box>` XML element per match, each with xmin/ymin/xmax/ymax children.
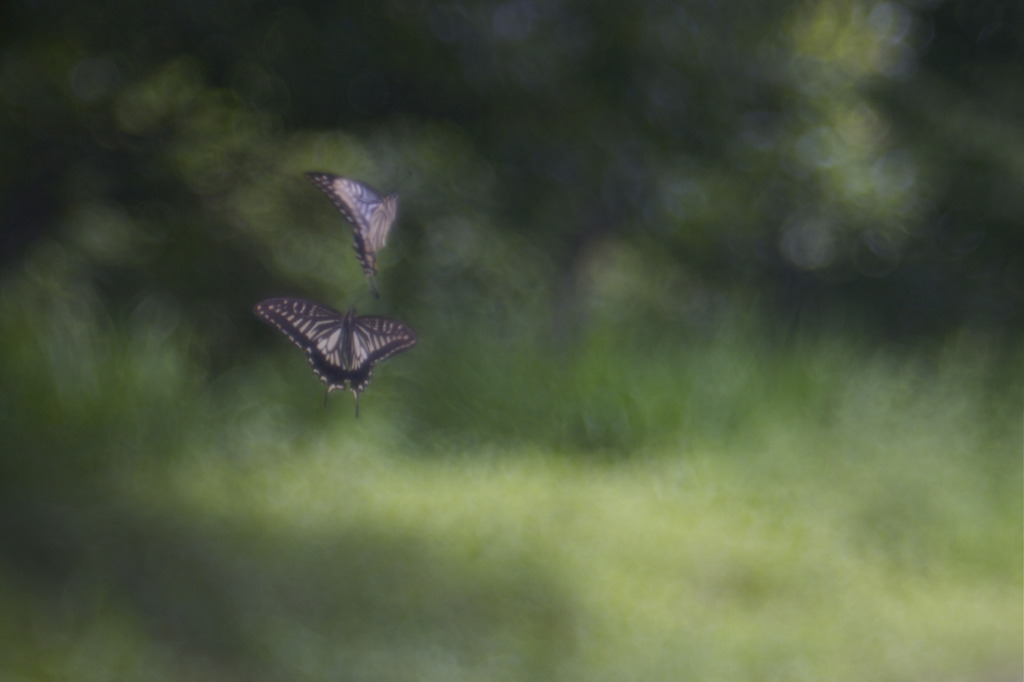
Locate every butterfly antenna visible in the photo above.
<box><xmin>389</xmin><ymin>169</ymin><xmax>412</xmax><ymax>195</ymax></box>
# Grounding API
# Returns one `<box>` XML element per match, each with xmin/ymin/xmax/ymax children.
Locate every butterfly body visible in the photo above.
<box><xmin>305</xmin><ymin>172</ymin><xmax>397</xmax><ymax>297</ymax></box>
<box><xmin>253</xmin><ymin>297</ymin><xmax>416</xmax><ymax>416</ymax></box>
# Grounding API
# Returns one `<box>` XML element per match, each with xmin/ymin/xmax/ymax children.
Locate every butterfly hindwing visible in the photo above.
<box><xmin>305</xmin><ymin>172</ymin><xmax>397</xmax><ymax>292</ymax></box>
<box><xmin>253</xmin><ymin>297</ymin><xmax>416</xmax><ymax>414</ymax></box>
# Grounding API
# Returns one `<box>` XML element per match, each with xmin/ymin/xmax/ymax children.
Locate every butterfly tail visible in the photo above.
<box><xmin>351</xmin><ymin>389</ymin><xmax>360</xmax><ymax>418</ymax></box>
<box><xmin>367</xmin><ymin>275</ymin><xmax>380</xmax><ymax>299</ymax></box>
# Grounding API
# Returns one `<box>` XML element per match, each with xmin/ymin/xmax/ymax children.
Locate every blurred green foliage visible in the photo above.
<box><xmin>3</xmin><ymin>0</ymin><xmax>1022</xmax><ymax>341</ymax></box>
<box><xmin>1</xmin><ymin>0</ymin><xmax>1021</xmax><ymax>680</ymax></box>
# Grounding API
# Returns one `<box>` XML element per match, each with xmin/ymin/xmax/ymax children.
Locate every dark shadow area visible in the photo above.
<box><xmin>0</xmin><ymin>485</ymin><xmax>576</xmax><ymax>680</ymax></box>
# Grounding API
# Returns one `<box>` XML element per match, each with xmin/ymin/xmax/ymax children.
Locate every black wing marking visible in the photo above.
<box><xmin>350</xmin><ymin>315</ymin><xmax>418</xmax><ymax>377</ymax></box>
<box><xmin>305</xmin><ymin>172</ymin><xmax>397</xmax><ymax>291</ymax></box>
<box><xmin>253</xmin><ymin>297</ymin><xmax>416</xmax><ymax>415</ymax></box>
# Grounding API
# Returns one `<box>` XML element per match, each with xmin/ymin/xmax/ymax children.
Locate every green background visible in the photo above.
<box><xmin>1</xmin><ymin>0</ymin><xmax>1020</xmax><ymax>680</ymax></box>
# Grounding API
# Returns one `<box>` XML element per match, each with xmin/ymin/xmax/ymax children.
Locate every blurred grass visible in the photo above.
<box><xmin>1</xmin><ymin>259</ymin><xmax>1020</xmax><ymax>681</ymax></box>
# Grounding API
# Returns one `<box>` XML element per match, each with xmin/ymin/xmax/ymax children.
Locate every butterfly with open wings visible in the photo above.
<box><xmin>305</xmin><ymin>172</ymin><xmax>397</xmax><ymax>298</ymax></box>
<box><xmin>253</xmin><ymin>297</ymin><xmax>416</xmax><ymax>416</ymax></box>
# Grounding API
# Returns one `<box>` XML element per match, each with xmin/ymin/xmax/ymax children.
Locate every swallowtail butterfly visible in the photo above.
<box><xmin>254</xmin><ymin>297</ymin><xmax>416</xmax><ymax>416</ymax></box>
<box><xmin>305</xmin><ymin>172</ymin><xmax>398</xmax><ymax>298</ymax></box>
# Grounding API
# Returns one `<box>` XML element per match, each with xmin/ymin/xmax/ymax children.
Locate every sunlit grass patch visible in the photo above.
<box><xmin>113</xmin><ymin>413</ymin><xmax>1021</xmax><ymax>682</ymax></box>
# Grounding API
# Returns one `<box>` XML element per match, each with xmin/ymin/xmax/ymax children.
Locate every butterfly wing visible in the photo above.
<box><xmin>348</xmin><ymin>314</ymin><xmax>418</xmax><ymax>392</ymax></box>
<box><xmin>253</xmin><ymin>298</ymin><xmax>417</xmax><ymax>412</ymax></box>
<box><xmin>305</xmin><ymin>172</ymin><xmax>397</xmax><ymax>281</ymax></box>
<box><xmin>365</xmin><ymin>194</ymin><xmax>396</xmax><ymax>252</ymax></box>
<box><xmin>253</xmin><ymin>298</ymin><xmax>363</xmax><ymax>393</ymax></box>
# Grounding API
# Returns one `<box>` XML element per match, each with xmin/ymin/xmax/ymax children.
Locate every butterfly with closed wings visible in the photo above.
<box><xmin>305</xmin><ymin>172</ymin><xmax>398</xmax><ymax>298</ymax></box>
<box><xmin>253</xmin><ymin>297</ymin><xmax>416</xmax><ymax>417</ymax></box>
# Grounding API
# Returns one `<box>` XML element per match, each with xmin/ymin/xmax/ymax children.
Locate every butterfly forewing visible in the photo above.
<box><xmin>350</xmin><ymin>316</ymin><xmax>418</xmax><ymax>368</ymax></box>
<box><xmin>253</xmin><ymin>298</ymin><xmax>416</xmax><ymax>410</ymax></box>
<box><xmin>305</xmin><ymin>172</ymin><xmax>397</xmax><ymax>284</ymax></box>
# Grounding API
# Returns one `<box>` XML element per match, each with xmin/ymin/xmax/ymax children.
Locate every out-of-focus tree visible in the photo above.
<box><xmin>1</xmin><ymin>0</ymin><xmax>1020</xmax><ymax>349</ymax></box>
